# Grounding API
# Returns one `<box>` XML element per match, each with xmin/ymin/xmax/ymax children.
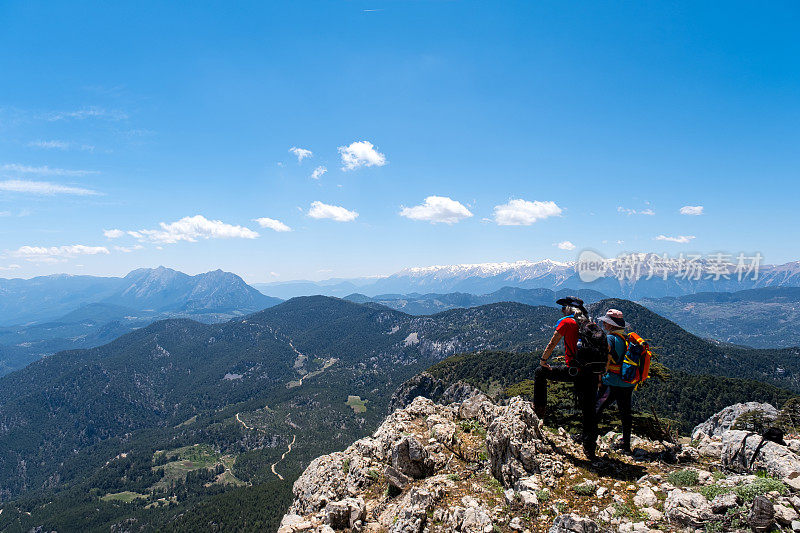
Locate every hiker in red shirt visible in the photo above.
<box><xmin>533</xmin><ymin>296</ymin><xmax>600</xmax><ymax>460</ymax></box>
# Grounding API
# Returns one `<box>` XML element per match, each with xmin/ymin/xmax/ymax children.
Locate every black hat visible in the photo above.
<box><xmin>556</xmin><ymin>296</ymin><xmax>585</xmax><ymax>308</ymax></box>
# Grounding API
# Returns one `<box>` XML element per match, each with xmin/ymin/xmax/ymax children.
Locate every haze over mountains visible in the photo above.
<box><xmin>255</xmin><ymin>258</ymin><xmax>800</xmax><ymax>299</ymax></box>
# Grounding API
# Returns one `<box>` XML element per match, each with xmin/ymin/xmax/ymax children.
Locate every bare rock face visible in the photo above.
<box><xmin>548</xmin><ymin>513</ymin><xmax>599</xmax><ymax>533</ymax></box>
<box><xmin>280</xmin><ymin>392</ymin><xmax>797</xmax><ymax>533</ymax></box>
<box><xmin>721</xmin><ymin>429</ymin><xmax>800</xmax><ymax>478</ymax></box>
<box><xmin>486</xmin><ymin>396</ymin><xmax>547</xmax><ymax>487</ymax></box>
<box><xmin>391</xmin><ymin>435</ymin><xmax>435</xmax><ymax>479</ymax></box>
<box><xmin>748</xmin><ymin>495</ymin><xmax>776</xmax><ymax>533</ymax></box>
<box><xmin>388</xmin><ymin>372</ymin><xmax>482</xmax><ymax>413</ymax></box>
<box><xmin>692</xmin><ymin>402</ymin><xmax>777</xmax><ymax>440</ymax></box>
<box><xmin>324</xmin><ymin>497</ymin><xmax>365</xmax><ymax>530</ymax></box>
<box><xmin>664</xmin><ymin>489</ymin><xmax>713</xmax><ymax>528</ymax></box>
<box><xmin>710</xmin><ymin>492</ymin><xmax>740</xmax><ymax>514</ymax></box>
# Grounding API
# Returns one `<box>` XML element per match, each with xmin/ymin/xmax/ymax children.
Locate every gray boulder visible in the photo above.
<box><xmin>391</xmin><ymin>435</ymin><xmax>434</xmax><ymax>479</ymax></box>
<box><xmin>748</xmin><ymin>495</ymin><xmax>775</xmax><ymax>533</ymax></box>
<box><xmin>721</xmin><ymin>430</ymin><xmax>800</xmax><ymax>478</ymax></box>
<box><xmin>710</xmin><ymin>492</ymin><xmax>740</xmax><ymax>514</ymax></box>
<box><xmin>486</xmin><ymin>397</ymin><xmax>546</xmax><ymax>487</ymax></box>
<box><xmin>548</xmin><ymin>514</ymin><xmax>599</xmax><ymax>533</ymax></box>
<box><xmin>664</xmin><ymin>489</ymin><xmax>713</xmax><ymax>527</ymax></box>
<box><xmin>325</xmin><ymin>497</ymin><xmax>366</xmax><ymax>530</ymax></box>
<box><xmin>692</xmin><ymin>402</ymin><xmax>777</xmax><ymax>440</ymax></box>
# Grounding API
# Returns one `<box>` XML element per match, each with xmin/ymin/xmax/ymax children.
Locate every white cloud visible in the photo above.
<box><xmin>338</xmin><ymin>141</ymin><xmax>387</xmax><ymax>171</ymax></box>
<box><xmin>0</xmin><ymin>179</ymin><xmax>99</xmax><ymax>196</ymax></box>
<box><xmin>308</xmin><ymin>201</ymin><xmax>359</xmax><ymax>222</ymax></box>
<box><xmin>103</xmin><ymin>229</ymin><xmax>124</xmax><ymax>239</ymax></box>
<box><xmin>680</xmin><ymin>205</ymin><xmax>704</xmax><ymax>216</ymax></box>
<box><xmin>289</xmin><ymin>147</ymin><xmax>313</xmax><ymax>162</ymax></box>
<box><xmin>43</xmin><ymin>107</ymin><xmax>127</xmax><ymax>121</ymax></box>
<box><xmin>113</xmin><ymin>245</ymin><xmax>144</xmax><ymax>253</ymax></box>
<box><xmin>618</xmin><ymin>206</ymin><xmax>655</xmax><ymax>216</ymax></box>
<box><xmin>11</xmin><ymin>244</ymin><xmax>110</xmax><ymax>262</ymax></box>
<box><xmin>130</xmin><ymin>215</ymin><xmax>260</xmax><ymax>244</ymax></box>
<box><xmin>493</xmin><ymin>199</ymin><xmax>562</xmax><ymax>226</ymax></box>
<box><xmin>655</xmin><ymin>234</ymin><xmax>696</xmax><ymax>243</ymax></box>
<box><xmin>27</xmin><ymin>140</ymin><xmax>69</xmax><ymax>150</ymax></box>
<box><xmin>555</xmin><ymin>240</ymin><xmax>576</xmax><ymax>250</ymax></box>
<box><xmin>0</xmin><ymin>264</ymin><xmax>21</xmax><ymax>271</ymax></box>
<box><xmin>27</xmin><ymin>140</ymin><xmax>95</xmax><ymax>152</ymax></box>
<box><xmin>311</xmin><ymin>166</ymin><xmax>327</xmax><ymax>180</ymax></box>
<box><xmin>254</xmin><ymin>217</ymin><xmax>291</xmax><ymax>232</ymax></box>
<box><xmin>400</xmin><ymin>196</ymin><xmax>473</xmax><ymax>225</ymax></box>
<box><xmin>0</xmin><ymin>164</ymin><xmax>97</xmax><ymax>177</ymax></box>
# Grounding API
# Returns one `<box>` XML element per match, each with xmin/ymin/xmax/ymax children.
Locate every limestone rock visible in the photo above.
<box><xmin>548</xmin><ymin>514</ymin><xmax>599</xmax><ymax>533</ymax></box>
<box><xmin>721</xmin><ymin>430</ymin><xmax>800</xmax><ymax>478</ymax></box>
<box><xmin>775</xmin><ymin>503</ymin><xmax>799</xmax><ymax>526</ymax></box>
<box><xmin>486</xmin><ymin>397</ymin><xmax>546</xmax><ymax>487</ymax></box>
<box><xmin>391</xmin><ymin>435</ymin><xmax>434</xmax><ymax>479</ymax></box>
<box><xmin>663</xmin><ymin>489</ymin><xmax>713</xmax><ymax>527</ymax></box>
<box><xmin>325</xmin><ymin>497</ymin><xmax>366</xmax><ymax>530</ymax></box>
<box><xmin>691</xmin><ymin>402</ymin><xmax>778</xmax><ymax>440</ymax></box>
<box><xmin>633</xmin><ymin>486</ymin><xmax>657</xmax><ymax>507</ymax></box>
<box><xmin>710</xmin><ymin>492</ymin><xmax>740</xmax><ymax>514</ymax></box>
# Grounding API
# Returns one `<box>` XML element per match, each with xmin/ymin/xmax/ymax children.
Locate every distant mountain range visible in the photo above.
<box><xmin>0</xmin><ymin>267</ymin><xmax>282</xmax><ymax>375</ymax></box>
<box><xmin>255</xmin><ymin>258</ymin><xmax>800</xmax><ymax>299</ymax></box>
<box><xmin>640</xmin><ymin>286</ymin><xmax>800</xmax><ymax>348</ymax></box>
<box><xmin>344</xmin><ymin>285</ymin><xmax>800</xmax><ymax>349</ymax></box>
<box><xmin>0</xmin><ymin>266</ymin><xmax>281</xmax><ymax>326</ymax></box>
<box><xmin>0</xmin><ymin>296</ymin><xmax>796</xmax><ymax>531</ymax></box>
<box><xmin>344</xmin><ymin>286</ymin><xmax>607</xmax><ymax>315</ymax></box>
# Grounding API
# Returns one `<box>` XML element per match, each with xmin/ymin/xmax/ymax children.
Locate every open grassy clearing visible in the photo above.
<box><xmin>346</xmin><ymin>395</ymin><xmax>368</xmax><ymax>413</ymax></box>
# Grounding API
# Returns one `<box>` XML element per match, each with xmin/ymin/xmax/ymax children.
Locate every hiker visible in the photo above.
<box><xmin>533</xmin><ymin>296</ymin><xmax>600</xmax><ymax>460</ymax></box>
<box><xmin>595</xmin><ymin>309</ymin><xmax>635</xmax><ymax>454</ymax></box>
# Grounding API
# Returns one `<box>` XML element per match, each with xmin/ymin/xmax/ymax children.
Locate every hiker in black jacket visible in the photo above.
<box><xmin>533</xmin><ymin>296</ymin><xmax>600</xmax><ymax>460</ymax></box>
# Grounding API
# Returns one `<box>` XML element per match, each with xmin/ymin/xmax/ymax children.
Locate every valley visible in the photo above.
<box><xmin>0</xmin><ymin>295</ymin><xmax>797</xmax><ymax>532</ymax></box>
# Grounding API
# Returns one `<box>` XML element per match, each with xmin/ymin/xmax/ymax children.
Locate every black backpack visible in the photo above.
<box><xmin>573</xmin><ymin>320</ymin><xmax>608</xmax><ymax>374</ymax></box>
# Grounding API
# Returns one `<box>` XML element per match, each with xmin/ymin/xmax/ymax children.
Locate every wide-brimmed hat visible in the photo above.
<box><xmin>556</xmin><ymin>296</ymin><xmax>585</xmax><ymax>309</ymax></box>
<box><xmin>598</xmin><ymin>308</ymin><xmax>625</xmax><ymax>328</ymax></box>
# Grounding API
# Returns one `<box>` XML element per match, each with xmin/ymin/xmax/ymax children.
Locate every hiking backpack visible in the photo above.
<box><xmin>573</xmin><ymin>320</ymin><xmax>609</xmax><ymax>374</ymax></box>
<box><xmin>610</xmin><ymin>332</ymin><xmax>652</xmax><ymax>388</ymax></box>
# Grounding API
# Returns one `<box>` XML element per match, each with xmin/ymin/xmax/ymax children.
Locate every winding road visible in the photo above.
<box><xmin>270</xmin><ymin>434</ymin><xmax>296</xmax><ymax>481</ymax></box>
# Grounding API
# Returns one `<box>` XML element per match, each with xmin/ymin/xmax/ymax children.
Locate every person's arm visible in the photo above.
<box><xmin>540</xmin><ymin>330</ymin><xmax>562</xmax><ymax>369</ymax></box>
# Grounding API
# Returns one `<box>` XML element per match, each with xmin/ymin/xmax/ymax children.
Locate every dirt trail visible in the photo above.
<box><xmin>271</xmin><ymin>434</ymin><xmax>296</xmax><ymax>481</ymax></box>
<box><xmin>235</xmin><ymin>412</ymin><xmax>253</xmax><ymax>430</ymax></box>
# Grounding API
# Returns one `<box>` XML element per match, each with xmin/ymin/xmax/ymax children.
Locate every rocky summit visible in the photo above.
<box><xmin>278</xmin><ymin>392</ymin><xmax>800</xmax><ymax>532</ymax></box>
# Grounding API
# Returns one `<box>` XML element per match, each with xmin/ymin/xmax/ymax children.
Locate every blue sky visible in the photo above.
<box><xmin>1</xmin><ymin>1</ymin><xmax>798</xmax><ymax>282</ymax></box>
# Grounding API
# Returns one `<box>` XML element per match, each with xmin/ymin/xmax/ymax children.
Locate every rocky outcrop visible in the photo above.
<box><xmin>692</xmin><ymin>402</ymin><xmax>778</xmax><ymax>440</ymax></box>
<box><xmin>280</xmin><ymin>393</ymin><xmax>800</xmax><ymax>533</ymax></box>
<box><xmin>486</xmin><ymin>397</ymin><xmax>546</xmax><ymax>487</ymax></box>
<box><xmin>388</xmin><ymin>372</ymin><xmax>482</xmax><ymax>413</ymax></box>
<box><xmin>721</xmin><ymin>429</ymin><xmax>800</xmax><ymax>478</ymax></box>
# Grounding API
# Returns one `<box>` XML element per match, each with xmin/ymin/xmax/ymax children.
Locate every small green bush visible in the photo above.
<box><xmin>667</xmin><ymin>468</ymin><xmax>699</xmax><ymax>487</ymax></box>
<box><xmin>735</xmin><ymin>477</ymin><xmax>787</xmax><ymax>502</ymax></box>
<box><xmin>698</xmin><ymin>485</ymin><xmax>731</xmax><ymax>501</ymax></box>
<box><xmin>536</xmin><ymin>489</ymin><xmax>550</xmax><ymax>502</ymax></box>
<box><xmin>572</xmin><ymin>483</ymin><xmax>595</xmax><ymax>496</ymax></box>
<box><xmin>614</xmin><ymin>502</ymin><xmax>646</xmax><ymax>520</ymax></box>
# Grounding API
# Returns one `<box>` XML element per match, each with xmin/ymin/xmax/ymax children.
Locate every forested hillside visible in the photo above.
<box><xmin>0</xmin><ymin>297</ymin><xmax>559</xmax><ymax>532</ymax></box>
<box><xmin>639</xmin><ymin>286</ymin><xmax>800</xmax><ymax>348</ymax></box>
<box><xmin>0</xmin><ymin>296</ymin><xmax>797</xmax><ymax>532</ymax></box>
